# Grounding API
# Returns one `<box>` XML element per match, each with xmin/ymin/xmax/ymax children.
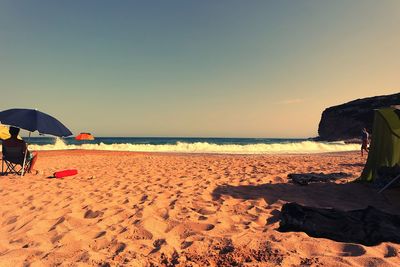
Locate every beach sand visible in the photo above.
<box><xmin>0</xmin><ymin>151</ymin><xmax>399</xmax><ymax>266</ymax></box>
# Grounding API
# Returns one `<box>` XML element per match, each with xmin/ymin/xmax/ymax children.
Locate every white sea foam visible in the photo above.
<box><xmin>28</xmin><ymin>138</ymin><xmax>359</xmax><ymax>154</ymax></box>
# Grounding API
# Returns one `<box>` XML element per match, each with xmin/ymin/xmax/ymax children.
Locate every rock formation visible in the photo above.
<box><xmin>318</xmin><ymin>92</ymin><xmax>400</xmax><ymax>141</ymax></box>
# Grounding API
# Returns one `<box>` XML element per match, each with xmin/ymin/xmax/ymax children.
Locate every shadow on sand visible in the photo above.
<box><xmin>339</xmin><ymin>163</ymin><xmax>365</xmax><ymax>167</ymax></box>
<box><xmin>212</xmin><ymin>174</ymin><xmax>400</xmax><ymax>215</ymax></box>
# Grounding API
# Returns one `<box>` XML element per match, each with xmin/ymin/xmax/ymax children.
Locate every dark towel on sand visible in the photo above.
<box><xmin>287</xmin><ymin>172</ymin><xmax>350</xmax><ymax>185</ymax></box>
<box><xmin>278</xmin><ymin>203</ymin><xmax>400</xmax><ymax>246</ymax></box>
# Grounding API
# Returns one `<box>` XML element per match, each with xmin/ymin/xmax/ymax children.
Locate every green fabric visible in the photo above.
<box><xmin>360</xmin><ymin>108</ymin><xmax>400</xmax><ymax>182</ymax></box>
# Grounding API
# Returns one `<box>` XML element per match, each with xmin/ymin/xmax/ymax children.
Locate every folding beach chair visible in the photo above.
<box><xmin>1</xmin><ymin>146</ymin><xmax>31</xmax><ymax>176</ymax></box>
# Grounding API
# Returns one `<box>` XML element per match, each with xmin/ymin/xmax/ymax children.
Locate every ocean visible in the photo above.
<box><xmin>27</xmin><ymin>137</ymin><xmax>360</xmax><ymax>154</ymax></box>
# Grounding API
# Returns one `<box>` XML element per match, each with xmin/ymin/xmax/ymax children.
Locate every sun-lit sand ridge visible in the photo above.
<box><xmin>0</xmin><ymin>151</ymin><xmax>399</xmax><ymax>266</ymax></box>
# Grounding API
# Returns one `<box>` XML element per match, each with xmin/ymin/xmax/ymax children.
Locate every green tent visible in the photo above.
<box><xmin>360</xmin><ymin>107</ymin><xmax>400</xmax><ymax>182</ymax></box>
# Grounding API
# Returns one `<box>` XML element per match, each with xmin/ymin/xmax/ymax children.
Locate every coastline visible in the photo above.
<box><xmin>28</xmin><ymin>149</ymin><xmax>361</xmax><ymax>156</ymax></box>
<box><xmin>1</xmin><ymin>151</ymin><xmax>399</xmax><ymax>266</ymax></box>
<box><xmin>27</xmin><ymin>138</ymin><xmax>361</xmax><ymax>155</ymax></box>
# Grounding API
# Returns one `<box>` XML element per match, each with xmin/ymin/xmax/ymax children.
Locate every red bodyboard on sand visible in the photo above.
<box><xmin>54</xmin><ymin>169</ymin><xmax>78</xmax><ymax>178</ymax></box>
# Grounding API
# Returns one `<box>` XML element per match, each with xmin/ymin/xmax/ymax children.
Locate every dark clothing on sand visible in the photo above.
<box><xmin>279</xmin><ymin>202</ymin><xmax>400</xmax><ymax>246</ymax></box>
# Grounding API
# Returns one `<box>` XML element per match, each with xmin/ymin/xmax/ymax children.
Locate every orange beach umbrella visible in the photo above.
<box><xmin>75</xmin><ymin>132</ymin><xmax>95</xmax><ymax>141</ymax></box>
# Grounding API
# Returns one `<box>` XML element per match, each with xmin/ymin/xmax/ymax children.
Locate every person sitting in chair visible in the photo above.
<box><xmin>2</xmin><ymin>126</ymin><xmax>38</xmax><ymax>173</ymax></box>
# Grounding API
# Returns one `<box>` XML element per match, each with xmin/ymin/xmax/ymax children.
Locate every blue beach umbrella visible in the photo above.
<box><xmin>0</xmin><ymin>108</ymin><xmax>72</xmax><ymax>137</ymax></box>
<box><xmin>0</xmin><ymin>108</ymin><xmax>73</xmax><ymax>175</ymax></box>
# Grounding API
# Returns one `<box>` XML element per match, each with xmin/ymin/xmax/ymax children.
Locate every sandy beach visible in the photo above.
<box><xmin>1</xmin><ymin>150</ymin><xmax>399</xmax><ymax>266</ymax></box>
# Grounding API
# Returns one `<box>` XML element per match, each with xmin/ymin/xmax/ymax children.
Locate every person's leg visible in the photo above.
<box><xmin>361</xmin><ymin>140</ymin><xmax>368</xmax><ymax>156</ymax></box>
<box><xmin>28</xmin><ymin>152</ymin><xmax>38</xmax><ymax>173</ymax></box>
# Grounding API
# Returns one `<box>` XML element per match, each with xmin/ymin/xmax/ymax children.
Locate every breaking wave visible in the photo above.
<box><xmin>28</xmin><ymin>138</ymin><xmax>359</xmax><ymax>154</ymax></box>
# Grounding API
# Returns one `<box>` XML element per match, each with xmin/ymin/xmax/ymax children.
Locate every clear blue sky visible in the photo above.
<box><xmin>0</xmin><ymin>1</ymin><xmax>399</xmax><ymax>137</ymax></box>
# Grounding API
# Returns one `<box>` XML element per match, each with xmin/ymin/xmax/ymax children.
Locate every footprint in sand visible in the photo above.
<box><xmin>49</xmin><ymin>216</ymin><xmax>65</xmax><ymax>231</ymax></box>
<box><xmin>9</xmin><ymin>238</ymin><xmax>24</xmax><ymax>244</ymax></box>
<box><xmin>384</xmin><ymin>245</ymin><xmax>398</xmax><ymax>258</ymax></box>
<box><xmin>169</xmin><ymin>199</ymin><xmax>177</xmax><ymax>209</ymax></box>
<box><xmin>51</xmin><ymin>233</ymin><xmax>64</xmax><ymax>244</ymax></box>
<box><xmin>113</xmin><ymin>242</ymin><xmax>126</xmax><ymax>256</ymax></box>
<box><xmin>340</xmin><ymin>244</ymin><xmax>366</xmax><ymax>257</ymax></box>
<box><xmin>5</xmin><ymin>216</ymin><xmax>18</xmax><ymax>225</ymax></box>
<box><xmin>122</xmin><ymin>185</ymin><xmax>129</xmax><ymax>190</ymax></box>
<box><xmin>188</xmin><ymin>222</ymin><xmax>215</xmax><ymax>232</ymax></box>
<box><xmin>156</xmin><ymin>208</ymin><xmax>169</xmax><ymax>220</ymax></box>
<box><xmin>181</xmin><ymin>241</ymin><xmax>193</xmax><ymax>249</ymax></box>
<box><xmin>94</xmin><ymin>231</ymin><xmax>107</xmax><ymax>239</ymax></box>
<box><xmin>84</xmin><ymin>210</ymin><xmax>104</xmax><ymax>219</ymax></box>
<box><xmin>150</xmin><ymin>239</ymin><xmax>166</xmax><ymax>253</ymax></box>
<box><xmin>193</xmin><ymin>207</ymin><xmax>216</xmax><ymax>216</ymax></box>
<box><xmin>140</xmin><ymin>194</ymin><xmax>148</xmax><ymax>203</ymax></box>
<box><xmin>131</xmin><ymin>227</ymin><xmax>153</xmax><ymax>240</ymax></box>
<box><xmin>198</xmin><ymin>215</ymin><xmax>207</xmax><ymax>221</ymax></box>
<box><xmin>119</xmin><ymin>227</ymin><xmax>128</xmax><ymax>234</ymax></box>
<box><xmin>21</xmin><ymin>241</ymin><xmax>39</xmax><ymax>249</ymax></box>
<box><xmin>77</xmin><ymin>251</ymin><xmax>90</xmax><ymax>263</ymax></box>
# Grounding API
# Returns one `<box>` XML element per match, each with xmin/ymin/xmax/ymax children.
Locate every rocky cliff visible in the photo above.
<box><xmin>318</xmin><ymin>92</ymin><xmax>400</xmax><ymax>141</ymax></box>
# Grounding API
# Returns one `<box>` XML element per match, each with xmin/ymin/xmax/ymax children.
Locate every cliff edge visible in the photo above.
<box><xmin>318</xmin><ymin>92</ymin><xmax>400</xmax><ymax>141</ymax></box>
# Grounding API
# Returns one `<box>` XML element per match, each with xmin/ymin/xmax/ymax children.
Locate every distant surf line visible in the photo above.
<box><xmin>29</xmin><ymin>138</ymin><xmax>359</xmax><ymax>154</ymax></box>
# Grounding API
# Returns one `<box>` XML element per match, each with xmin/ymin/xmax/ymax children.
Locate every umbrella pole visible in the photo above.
<box><xmin>21</xmin><ymin>132</ymin><xmax>31</xmax><ymax>176</ymax></box>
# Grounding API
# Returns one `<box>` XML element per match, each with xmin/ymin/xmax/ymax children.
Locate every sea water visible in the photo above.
<box><xmin>27</xmin><ymin>137</ymin><xmax>360</xmax><ymax>154</ymax></box>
